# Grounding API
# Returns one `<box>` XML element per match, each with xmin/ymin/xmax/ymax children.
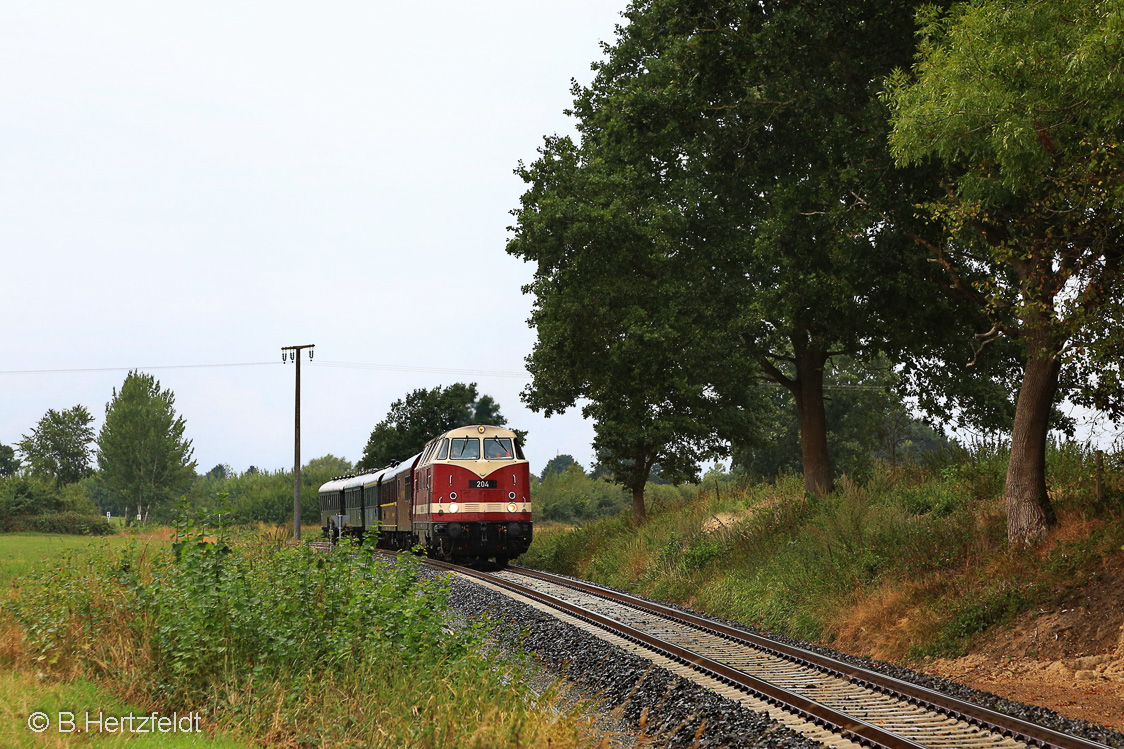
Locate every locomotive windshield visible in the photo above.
<box><xmin>448</xmin><ymin>438</ymin><xmax>480</xmax><ymax>460</ymax></box>
<box><xmin>483</xmin><ymin>437</ymin><xmax>514</xmax><ymax>459</ymax></box>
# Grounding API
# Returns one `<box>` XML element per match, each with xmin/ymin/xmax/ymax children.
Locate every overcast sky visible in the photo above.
<box><xmin>1</xmin><ymin>1</ymin><xmax>634</xmax><ymax>475</ymax></box>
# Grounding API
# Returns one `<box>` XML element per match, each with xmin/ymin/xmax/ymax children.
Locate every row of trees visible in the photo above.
<box><xmin>2</xmin><ymin>371</ymin><xmax>196</xmax><ymax>522</ymax></box>
<box><xmin>507</xmin><ymin>0</ymin><xmax>1124</xmax><ymax>543</ymax></box>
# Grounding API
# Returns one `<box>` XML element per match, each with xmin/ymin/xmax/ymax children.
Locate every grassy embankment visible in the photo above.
<box><xmin>522</xmin><ymin>442</ymin><xmax>1124</xmax><ymax>661</ymax></box>
<box><xmin>0</xmin><ymin>520</ymin><xmax>596</xmax><ymax>748</ymax></box>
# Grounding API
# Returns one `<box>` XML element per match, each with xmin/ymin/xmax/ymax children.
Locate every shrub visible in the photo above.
<box><xmin>0</xmin><ymin>511</ymin><xmax>114</xmax><ymax>535</ymax></box>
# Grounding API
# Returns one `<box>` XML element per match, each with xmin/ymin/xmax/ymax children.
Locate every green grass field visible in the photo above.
<box><xmin>1</xmin><ymin>534</ymin><xmax>122</xmax><ymax>588</ymax></box>
<box><xmin>0</xmin><ymin>532</ymin><xmax>247</xmax><ymax>747</ymax></box>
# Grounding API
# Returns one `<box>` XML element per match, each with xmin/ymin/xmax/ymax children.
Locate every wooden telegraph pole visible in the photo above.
<box><xmin>282</xmin><ymin>344</ymin><xmax>315</xmax><ymax>540</ymax></box>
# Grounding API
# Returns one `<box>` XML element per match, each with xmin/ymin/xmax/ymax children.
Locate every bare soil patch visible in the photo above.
<box><xmin>921</xmin><ymin>553</ymin><xmax>1124</xmax><ymax>731</ymax></box>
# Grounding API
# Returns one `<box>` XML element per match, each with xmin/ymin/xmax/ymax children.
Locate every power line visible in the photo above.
<box><xmin>0</xmin><ymin>360</ymin><xmax>529</xmax><ymax>378</ymax></box>
<box><xmin>0</xmin><ymin>362</ymin><xmax>277</xmax><ymax>375</ymax></box>
<box><xmin>315</xmin><ymin>360</ymin><xmax>527</xmax><ymax>378</ymax></box>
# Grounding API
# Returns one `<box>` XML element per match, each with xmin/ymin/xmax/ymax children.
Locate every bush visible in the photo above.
<box><xmin>6</xmin><ymin>512</ymin><xmax>115</xmax><ymax>535</ymax></box>
<box><xmin>179</xmin><ymin>455</ymin><xmax>353</xmax><ymax>526</ymax></box>
<box><xmin>531</xmin><ymin>468</ymin><xmax>630</xmax><ymax>522</ymax></box>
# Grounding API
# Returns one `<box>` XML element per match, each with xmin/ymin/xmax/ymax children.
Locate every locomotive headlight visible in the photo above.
<box><xmin>448</xmin><ymin>503</ymin><xmax>460</xmax><ymax>513</ymax></box>
<box><xmin>507</xmin><ymin>502</ymin><xmax>517</xmax><ymax>513</ymax></box>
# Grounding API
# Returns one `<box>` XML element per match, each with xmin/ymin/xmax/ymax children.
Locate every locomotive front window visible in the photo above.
<box><xmin>514</xmin><ymin>440</ymin><xmax>526</xmax><ymax>460</ymax></box>
<box><xmin>483</xmin><ymin>437</ymin><xmax>514</xmax><ymax>460</ymax></box>
<box><xmin>448</xmin><ymin>438</ymin><xmax>480</xmax><ymax>460</ymax></box>
<box><xmin>436</xmin><ymin>438</ymin><xmax>450</xmax><ymax>460</ymax></box>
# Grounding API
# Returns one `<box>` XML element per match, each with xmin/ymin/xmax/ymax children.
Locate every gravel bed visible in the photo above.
<box><xmin>439</xmin><ymin>570</ymin><xmax>826</xmax><ymax>749</ymax></box>
<box><xmin>515</xmin><ymin>567</ymin><xmax>1124</xmax><ymax>749</ymax></box>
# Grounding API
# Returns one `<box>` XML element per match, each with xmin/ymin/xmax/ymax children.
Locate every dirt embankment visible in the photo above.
<box><xmin>922</xmin><ymin>554</ymin><xmax>1124</xmax><ymax>731</ymax></box>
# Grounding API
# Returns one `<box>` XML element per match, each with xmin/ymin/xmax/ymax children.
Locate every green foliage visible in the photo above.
<box><xmin>0</xmin><ymin>510</ymin><xmax>114</xmax><ymax>535</ymax></box>
<box><xmin>540</xmin><ymin>454</ymin><xmax>580</xmax><ymax>478</ymax></box>
<box><xmin>0</xmin><ymin>474</ymin><xmax>112</xmax><ymax>534</ymax></box>
<box><xmin>532</xmin><ymin>467</ymin><xmax>630</xmax><ymax>523</ymax></box>
<box><xmin>523</xmin><ymin>442</ymin><xmax>1124</xmax><ymax>650</ymax></box>
<box><xmin>734</xmin><ymin>358</ymin><xmax>950</xmax><ymax>481</ymax></box>
<box><xmin>97</xmin><ymin>371</ymin><xmax>197</xmax><ymax>516</ymax></box>
<box><xmin>3</xmin><ymin>508</ymin><xmax>590</xmax><ymax>747</ymax></box>
<box><xmin>0</xmin><ymin>475</ymin><xmax>62</xmax><ymax>517</ymax></box>
<box><xmin>0</xmin><ymin>444</ymin><xmax>18</xmax><ymax>477</ymax></box>
<box><xmin>17</xmin><ymin>405</ymin><xmax>95</xmax><ymax>488</ymax></box>
<box><xmin>912</xmin><ymin>584</ymin><xmax>1032</xmax><ymax>659</ymax></box>
<box><xmin>183</xmin><ymin>456</ymin><xmax>350</xmax><ymax>526</ymax></box>
<box><xmin>205</xmin><ymin>463</ymin><xmax>232</xmax><ymax>480</ymax></box>
<box><xmin>508</xmin><ymin>0</ymin><xmax>1004</xmax><ymax>503</ymax></box>
<box><xmin>358</xmin><ymin>383</ymin><xmax>526</xmax><ymax>470</ymax></box>
<box><xmin>885</xmin><ymin>0</ymin><xmax>1124</xmax><ymax>540</ymax></box>
<box><xmin>508</xmin><ymin>131</ymin><xmax>759</xmax><ymax>517</ymax></box>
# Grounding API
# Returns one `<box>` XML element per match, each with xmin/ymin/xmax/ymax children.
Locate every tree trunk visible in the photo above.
<box><xmin>628</xmin><ymin>451</ymin><xmax>657</xmax><ymax>525</ymax></box>
<box><xmin>1005</xmin><ymin>343</ymin><xmax>1060</xmax><ymax>545</ymax></box>
<box><xmin>792</xmin><ymin>348</ymin><xmax>833</xmax><ymax>497</ymax></box>
<box><xmin>632</xmin><ymin>485</ymin><xmax>647</xmax><ymax>525</ymax></box>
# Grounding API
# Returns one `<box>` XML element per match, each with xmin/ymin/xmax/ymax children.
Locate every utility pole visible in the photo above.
<box><xmin>282</xmin><ymin>344</ymin><xmax>315</xmax><ymax>540</ymax></box>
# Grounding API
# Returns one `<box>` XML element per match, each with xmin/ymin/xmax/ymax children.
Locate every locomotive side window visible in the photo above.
<box><xmin>448</xmin><ymin>438</ymin><xmax>480</xmax><ymax>460</ymax></box>
<box><xmin>514</xmin><ymin>440</ymin><xmax>526</xmax><ymax>460</ymax></box>
<box><xmin>436</xmin><ymin>438</ymin><xmax>450</xmax><ymax>460</ymax></box>
<box><xmin>483</xmin><ymin>437</ymin><xmax>514</xmax><ymax>460</ymax></box>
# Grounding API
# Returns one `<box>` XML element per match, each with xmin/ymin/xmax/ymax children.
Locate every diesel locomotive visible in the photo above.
<box><xmin>318</xmin><ymin>424</ymin><xmax>532</xmax><ymax>565</ymax></box>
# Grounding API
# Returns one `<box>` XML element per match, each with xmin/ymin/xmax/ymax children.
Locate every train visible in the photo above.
<box><xmin>318</xmin><ymin>424</ymin><xmax>533</xmax><ymax>565</ymax></box>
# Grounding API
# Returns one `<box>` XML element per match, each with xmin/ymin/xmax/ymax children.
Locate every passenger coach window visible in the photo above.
<box><xmin>437</xmin><ymin>438</ymin><xmax>450</xmax><ymax>460</ymax></box>
<box><xmin>483</xmin><ymin>437</ymin><xmax>514</xmax><ymax>460</ymax></box>
<box><xmin>448</xmin><ymin>438</ymin><xmax>480</xmax><ymax>460</ymax></box>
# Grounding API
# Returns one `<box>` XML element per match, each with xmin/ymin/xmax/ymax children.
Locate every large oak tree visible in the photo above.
<box><xmin>885</xmin><ymin>0</ymin><xmax>1124</xmax><ymax>543</ymax></box>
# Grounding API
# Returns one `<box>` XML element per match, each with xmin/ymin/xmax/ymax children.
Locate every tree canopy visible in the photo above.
<box><xmin>0</xmin><ymin>444</ymin><xmax>19</xmax><ymax>478</ymax></box>
<box><xmin>509</xmin><ymin>0</ymin><xmax>998</xmax><ymax>509</ymax></box>
<box><xmin>358</xmin><ymin>383</ymin><xmax>525</xmax><ymax>470</ymax></box>
<box><xmin>734</xmin><ymin>358</ymin><xmax>949</xmax><ymax>480</ymax></box>
<box><xmin>885</xmin><ymin>0</ymin><xmax>1124</xmax><ymax>543</ymax></box>
<box><xmin>17</xmin><ymin>405</ymin><xmax>95</xmax><ymax>488</ymax></box>
<box><xmin>540</xmin><ymin>454</ymin><xmax>582</xmax><ymax>478</ymax></box>
<box><xmin>97</xmin><ymin>371</ymin><xmax>197</xmax><ymax>515</ymax></box>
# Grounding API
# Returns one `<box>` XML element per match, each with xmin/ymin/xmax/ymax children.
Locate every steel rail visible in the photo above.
<box><xmin>505</xmin><ymin>565</ymin><xmax>1112</xmax><ymax>749</ymax></box>
<box><xmin>428</xmin><ymin>558</ymin><xmax>925</xmax><ymax>749</ymax></box>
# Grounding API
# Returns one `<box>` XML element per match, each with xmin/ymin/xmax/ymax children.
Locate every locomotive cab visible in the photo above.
<box><xmin>414</xmin><ymin>424</ymin><xmax>532</xmax><ymax>565</ymax></box>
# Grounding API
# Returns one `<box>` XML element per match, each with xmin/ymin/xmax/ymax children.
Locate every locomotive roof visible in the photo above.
<box><xmin>436</xmin><ymin>424</ymin><xmax>519</xmax><ymax>440</ymax></box>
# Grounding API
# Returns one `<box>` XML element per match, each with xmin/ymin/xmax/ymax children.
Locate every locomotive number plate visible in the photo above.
<box><xmin>468</xmin><ymin>480</ymin><xmax>498</xmax><ymax>489</ymax></box>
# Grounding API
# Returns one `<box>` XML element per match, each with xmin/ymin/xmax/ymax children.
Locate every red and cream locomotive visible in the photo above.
<box><xmin>318</xmin><ymin>424</ymin><xmax>533</xmax><ymax>565</ymax></box>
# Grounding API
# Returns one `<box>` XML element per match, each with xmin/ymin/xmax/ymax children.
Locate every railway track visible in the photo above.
<box><xmin>430</xmin><ymin>559</ymin><xmax>1114</xmax><ymax>749</ymax></box>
